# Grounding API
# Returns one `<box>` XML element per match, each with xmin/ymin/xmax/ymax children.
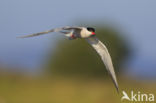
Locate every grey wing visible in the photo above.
<box><xmin>18</xmin><ymin>28</ymin><xmax>64</xmax><ymax>38</ymax></box>
<box><xmin>86</xmin><ymin>36</ymin><xmax>119</xmax><ymax>92</ymax></box>
<box><xmin>62</xmin><ymin>26</ymin><xmax>83</xmax><ymax>30</ymax></box>
<box><xmin>18</xmin><ymin>26</ymin><xmax>83</xmax><ymax>38</ymax></box>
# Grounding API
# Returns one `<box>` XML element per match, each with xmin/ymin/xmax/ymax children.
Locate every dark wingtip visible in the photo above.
<box><xmin>16</xmin><ymin>36</ymin><xmax>27</xmax><ymax>38</ymax></box>
<box><xmin>116</xmin><ymin>86</ymin><xmax>120</xmax><ymax>94</ymax></box>
<box><xmin>16</xmin><ymin>35</ymin><xmax>34</xmax><ymax>38</ymax></box>
<box><xmin>113</xmin><ymin>81</ymin><xmax>119</xmax><ymax>94</ymax></box>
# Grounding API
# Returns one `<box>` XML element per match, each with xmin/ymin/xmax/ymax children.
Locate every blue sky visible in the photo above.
<box><xmin>0</xmin><ymin>0</ymin><xmax>156</xmax><ymax>78</ymax></box>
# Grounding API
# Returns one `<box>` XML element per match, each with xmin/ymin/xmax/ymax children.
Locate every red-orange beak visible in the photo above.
<box><xmin>92</xmin><ymin>32</ymin><xmax>96</xmax><ymax>35</ymax></box>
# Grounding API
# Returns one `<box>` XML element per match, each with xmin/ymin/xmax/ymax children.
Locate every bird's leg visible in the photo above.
<box><xmin>61</xmin><ymin>30</ymin><xmax>76</xmax><ymax>40</ymax></box>
<box><xmin>65</xmin><ymin>33</ymin><xmax>76</xmax><ymax>40</ymax></box>
<box><xmin>69</xmin><ymin>34</ymin><xmax>76</xmax><ymax>40</ymax></box>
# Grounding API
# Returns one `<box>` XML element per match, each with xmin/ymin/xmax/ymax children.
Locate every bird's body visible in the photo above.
<box><xmin>18</xmin><ymin>26</ymin><xmax>119</xmax><ymax>92</ymax></box>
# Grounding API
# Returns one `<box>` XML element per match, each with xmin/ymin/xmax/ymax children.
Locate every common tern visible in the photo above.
<box><xmin>19</xmin><ymin>26</ymin><xmax>119</xmax><ymax>92</ymax></box>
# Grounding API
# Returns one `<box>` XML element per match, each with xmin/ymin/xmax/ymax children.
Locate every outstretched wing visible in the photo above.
<box><xmin>86</xmin><ymin>36</ymin><xmax>119</xmax><ymax>92</ymax></box>
<box><xmin>62</xmin><ymin>26</ymin><xmax>83</xmax><ymax>30</ymax></box>
<box><xmin>18</xmin><ymin>26</ymin><xmax>83</xmax><ymax>38</ymax></box>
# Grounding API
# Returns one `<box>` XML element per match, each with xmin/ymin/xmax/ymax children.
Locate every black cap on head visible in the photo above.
<box><xmin>87</xmin><ymin>27</ymin><xmax>95</xmax><ymax>32</ymax></box>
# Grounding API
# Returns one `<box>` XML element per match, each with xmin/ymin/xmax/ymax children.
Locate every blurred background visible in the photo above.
<box><xmin>0</xmin><ymin>0</ymin><xmax>156</xmax><ymax>103</ymax></box>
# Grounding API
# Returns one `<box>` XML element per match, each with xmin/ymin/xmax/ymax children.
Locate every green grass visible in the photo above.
<box><xmin>0</xmin><ymin>76</ymin><xmax>155</xmax><ymax>103</ymax></box>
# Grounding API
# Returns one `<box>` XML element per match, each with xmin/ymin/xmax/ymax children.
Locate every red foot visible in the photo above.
<box><xmin>71</xmin><ymin>34</ymin><xmax>76</xmax><ymax>39</ymax></box>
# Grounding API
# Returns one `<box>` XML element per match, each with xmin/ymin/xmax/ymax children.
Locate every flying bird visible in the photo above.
<box><xmin>18</xmin><ymin>26</ymin><xmax>119</xmax><ymax>92</ymax></box>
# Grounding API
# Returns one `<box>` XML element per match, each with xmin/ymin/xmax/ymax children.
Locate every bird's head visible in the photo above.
<box><xmin>87</xmin><ymin>27</ymin><xmax>96</xmax><ymax>36</ymax></box>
